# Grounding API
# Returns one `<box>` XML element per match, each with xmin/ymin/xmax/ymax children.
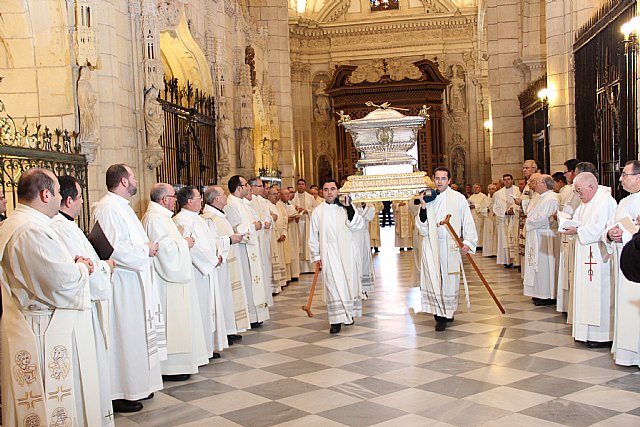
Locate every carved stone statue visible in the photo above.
<box><xmin>313</xmin><ymin>82</ymin><xmax>331</xmax><ymax>123</ymax></box>
<box><xmin>239</xmin><ymin>128</ymin><xmax>254</xmax><ymax>169</ymax></box>
<box><xmin>217</xmin><ymin>98</ymin><xmax>230</xmax><ymax>162</ymax></box>
<box><xmin>451</xmin><ymin>146</ymin><xmax>466</xmax><ymax>185</ymax></box>
<box><xmin>77</xmin><ymin>66</ymin><xmax>99</xmax><ymax>143</ymax></box>
<box><xmin>448</xmin><ymin>65</ymin><xmax>466</xmax><ymax>112</ymax></box>
<box><xmin>271</xmin><ymin>139</ymin><xmax>279</xmax><ymax>168</ymax></box>
<box><xmin>144</xmin><ymin>87</ymin><xmax>164</xmax><ymax>148</ymax></box>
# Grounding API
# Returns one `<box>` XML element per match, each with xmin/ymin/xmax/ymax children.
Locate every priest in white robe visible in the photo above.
<box><xmin>415</xmin><ymin>167</ymin><xmax>478</xmax><ymax>332</ymax></box>
<box><xmin>515</xmin><ymin>160</ymin><xmax>541</xmax><ymax>272</ymax></box>
<box><xmin>493</xmin><ymin>174</ymin><xmax>521</xmax><ymax>267</ymax></box>
<box><xmin>309</xmin><ymin>180</ymin><xmax>365</xmax><ymax>334</ymax></box>
<box><xmin>91</xmin><ymin>164</ymin><xmax>164</xmax><ymax>410</ymax></box>
<box><xmin>468</xmin><ymin>184</ymin><xmax>488</xmax><ymax>248</ymax></box>
<box><xmin>248</xmin><ymin>178</ymin><xmax>275</xmax><ymax>300</ymax></box>
<box><xmin>292</xmin><ymin>179</ymin><xmax>317</xmax><ymax>273</ymax></box>
<box><xmin>523</xmin><ymin>175</ymin><xmax>560</xmax><ymax>304</ymax></box>
<box><xmin>201</xmin><ymin>186</ymin><xmax>249</xmax><ymax>341</ymax></box>
<box><xmin>369</xmin><ymin>201</ymin><xmax>383</xmax><ymax>253</ymax></box>
<box><xmin>604</xmin><ymin>160</ymin><xmax>640</xmax><ymax>366</ymax></box>
<box><xmin>266</xmin><ymin>186</ymin><xmax>288</xmax><ymax>293</ymax></box>
<box><xmin>355</xmin><ymin>202</ymin><xmax>376</xmax><ymax>294</ymax></box>
<box><xmin>1</xmin><ymin>168</ymin><xmax>102</xmax><ymax>426</ymax></box>
<box><xmin>479</xmin><ymin>183</ymin><xmax>497</xmax><ymax>257</ymax></box>
<box><xmin>561</xmin><ymin>172</ymin><xmax>617</xmax><ymax>348</ymax></box>
<box><xmin>51</xmin><ymin>175</ymin><xmax>115</xmax><ymax>425</ymax></box>
<box><xmin>224</xmin><ymin>175</ymin><xmax>269</xmax><ymax>327</ymax></box>
<box><xmin>174</xmin><ymin>185</ymin><xmax>228</xmax><ymax>357</ymax></box>
<box><xmin>282</xmin><ymin>188</ymin><xmax>301</xmax><ymax>282</ymax></box>
<box><xmin>142</xmin><ymin>183</ymin><xmax>209</xmax><ymax>378</ymax></box>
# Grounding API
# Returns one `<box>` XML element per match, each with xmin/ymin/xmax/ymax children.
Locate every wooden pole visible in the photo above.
<box><xmin>439</xmin><ymin>214</ymin><xmax>506</xmax><ymax>314</ymax></box>
<box><xmin>302</xmin><ymin>262</ymin><xmax>321</xmax><ymax>317</ymax></box>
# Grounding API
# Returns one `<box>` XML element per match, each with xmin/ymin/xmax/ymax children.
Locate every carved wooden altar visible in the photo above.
<box><xmin>326</xmin><ymin>59</ymin><xmax>448</xmax><ymax>180</ymax></box>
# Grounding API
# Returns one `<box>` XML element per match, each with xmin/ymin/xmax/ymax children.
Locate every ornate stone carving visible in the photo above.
<box><xmin>141</xmin><ymin>0</ymin><xmax>163</xmax><ymax>90</ymax></box>
<box><xmin>349</xmin><ymin>59</ymin><xmax>386</xmax><ymax>84</ymax></box>
<box><xmin>73</xmin><ymin>0</ymin><xmax>98</xmax><ymax>67</ymax></box>
<box><xmin>77</xmin><ymin>67</ymin><xmax>100</xmax><ymax>145</ymax></box>
<box><xmin>318</xmin><ymin>0</ymin><xmax>351</xmax><ymax>23</ymax></box>
<box><xmin>419</xmin><ymin>0</ymin><xmax>446</xmax><ymax>13</ymax></box>
<box><xmin>238</xmin><ymin>127</ymin><xmax>254</xmax><ymax>169</ymax></box>
<box><xmin>235</xmin><ymin>48</ymin><xmax>254</xmax><ymax>129</ymax></box>
<box><xmin>450</xmin><ymin>144</ymin><xmax>466</xmax><ymax>185</ymax></box>
<box><xmin>446</xmin><ymin>64</ymin><xmax>466</xmax><ymax>113</ymax></box>
<box><xmin>143</xmin><ymin>86</ymin><xmax>165</xmax><ymax>169</ymax></box>
<box><xmin>387</xmin><ymin>58</ymin><xmax>423</xmax><ymax>81</ymax></box>
<box><xmin>217</xmin><ymin>97</ymin><xmax>230</xmax><ymax>163</ymax></box>
<box><xmin>313</xmin><ymin>81</ymin><xmax>331</xmax><ymax>123</ymax></box>
<box><xmin>158</xmin><ymin>0</ymin><xmax>182</xmax><ymax>29</ymax></box>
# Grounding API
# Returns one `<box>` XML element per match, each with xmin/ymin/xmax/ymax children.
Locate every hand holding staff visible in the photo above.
<box><xmin>302</xmin><ymin>262</ymin><xmax>321</xmax><ymax>317</ymax></box>
<box><xmin>439</xmin><ymin>214</ymin><xmax>506</xmax><ymax>314</ymax></box>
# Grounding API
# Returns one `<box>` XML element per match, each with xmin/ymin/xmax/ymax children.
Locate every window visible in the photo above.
<box><xmin>370</xmin><ymin>0</ymin><xmax>399</xmax><ymax>12</ymax></box>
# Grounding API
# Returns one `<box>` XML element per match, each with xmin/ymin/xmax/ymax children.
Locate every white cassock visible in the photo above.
<box><xmin>251</xmin><ymin>195</ymin><xmax>274</xmax><ymax>304</ymax></box>
<box><xmin>518</xmin><ymin>185</ymin><xmax>539</xmax><ymax>272</ymax></box>
<box><xmin>51</xmin><ymin>213</ymin><xmax>114</xmax><ymax>426</ymax></box>
<box><xmin>392</xmin><ymin>201</ymin><xmax>414</xmax><ymax>248</ymax></box>
<box><xmin>355</xmin><ymin>203</ymin><xmax>376</xmax><ymax>294</ymax></box>
<box><xmin>200</xmin><ymin>205</ymin><xmax>250</xmax><ymax>333</ymax></box>
<box><xmin>493</xmin><ymin>186</ymin><xmax>520</xmax><ymax>265</ymax></box>
<box><xmin>571</xmin><ymin>187</ymin><xmax>617</xmax><ymax>343</ymax></box>
<box><xmin>604</xmin><ymin>191</ymin><xmax>640</xmax><ymax>366</ymax></box>
<box><xmin>224</xmin><ymin>195</ymin><xmax>269</xmax><ymax>323</ymax></box>
<box><xmin>309</xmin><ymin>202</ymin><xmax>365</xmax><ymax>324</ymax></box>
<box><xmin>478</xmin><ymin>194</ymin><xmax>497</xmax><ymax>257</ymax></box>
<box><xmin>142</xmin><ymin>202</ymin><xmax>209</xmax><ymax>373</ymax></box>
<box><xmin>1</xmin><ymin>205</ymin><xmax>101</xmax><ymax>427</ymax></box>
<box><xmin>284</xmin><ymin>201</ymin><xmax>301</xmax><ymax>281</ymax></box>
<box><xmin>415</xmin><ymin>188</ymin><xmax>478</xmax><ymax>318</ymax></box>
<box><xmin>556</xmin><ymin>184</ymin><xmax>583</xmax><ymax>316</ymax></box>
<box><xmin>468</xmin><ymin>192</ymin><xmax>488</xmax><ymax>247</ymax></box>
<box><xmin>174</xmin><ymin>209</ymin><xmax>229</xmax><ymax>355</ymax></box>
<box><xmin>523</xmin><ymin>190</ymin><xmax>560</xmax><ymax>299</ymax></box>
<box><xmin>92</xmin><ymin>192</ymin><xmax>165</xmax><ymax>400</ymax></box>
<box><xmin>268</xmin><ymin>200</ymin><xmax>287</xmax><ymax>293</ymax></box>
<box><xmin>292</xmin><ymin>191</ymin><xmax>317</xmax><ymax>273</ymax></box>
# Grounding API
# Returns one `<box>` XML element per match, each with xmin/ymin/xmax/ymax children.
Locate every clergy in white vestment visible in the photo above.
<box><xmin>467</xmin><ymin>184</ymin><xmax>488</xmax><ymax>248</ymax></box>
<box><xmin>515</xmin><ymin>160</ymin><xmax>541</xmax><ymax>272</ymax></box>
<box><xmin>604</xmin><ymin>160</ymin><xmax>640</xmax><ymax>366</ymax></box>
<box><xmin>355</xmin><ymin>202</ymin><xmax>376</xmax><ymax>294</ymax></box>
<box><xmin>479</xmin><ymin>184</ymin><xmax>497</xmax><ymax>257</ymax></box>
<box><xmin>91</xmin><ymin>164</ymin><xmax>164</xmax><ymax>411</ymax></box>
<box><xmin>141</xmin><ymin>183</ymin><xmax>209</xmax><ymax>379</ymax></box>
<box><xmin>493</xmin><ymin>174</ymin><xmax>521</xmax><ymax>267</ymax></box>
<box><xmin>282</xmin><ymin>188</ymin><xmax>301</xmax><ymax>282</ymax></box>
<box><xmin>556</xmin><ymin>159</ymin><xmax>583</xmax><ymax>316</ymax></box>
<box><xmin>266</xmin><ymin>186</ymin><xmax>288</xmax><ymax>293</ymax></box>
<box><xmin>1</xmin><ymin>169</ymin><xmax>102</xmax><ymax>426</ymax></box>
<box><xmin>392</xmin><ymin>200</ymin><xmax>414</xmax><ymax>250</ymax></box>
<box><xmin>523</xmin><ymin>175</ymin><xmax>560</xmax><ymax>304</ymax></box>
<box><xmin>561</xmin><ymin>172</ymin><xmax>617</xmax><ymax>348</ymax></box>
<box><xmin>249</xmin><ymin>178</ymin><xmax>276</xmax><ymax>299</ymax></box>
<box><xmin>292</xmin><ymin>179</ymin><xmax>317</xmax><ymax>273</ymax></box>
<box><xmin>201</xmin><ymin>186</ymin><xmax>249</xmax><ymax>343</ymax></box>
<box><xmin>369</xmin><ymin>201</ymin><xmax>383</xmax><ymax>253</ymax></box>
<box><xmin>309</xmin><ymin>185</ymin><xmax>323</xmax><ymax>207</ymax></box>
<box><xmin>224</xmin><ymin>175</ymin><xmax>269</xmax><ymax>327</ymax></box>
<box><xmin>309</xmin><ymin>179</ymin><xmax>365</xmax><ymax>334</ymax></box>
<box><xmin>174</xmin><ymin>186</ymin><xmax>228</xmax><ymax>357</ymax></box>
<box><xmin>50</xmin><ymin>175</ymin><xmax>115</xmax><ymax>425</ymax></box>
<box><xmin>415</xmin><ymin>167</ymin><xmax>478</xmax><ymax>332</ymax></box>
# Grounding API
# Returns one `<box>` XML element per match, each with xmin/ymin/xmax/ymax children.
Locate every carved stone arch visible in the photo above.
<box><xmin>418</xmin><ymin>0</ymin><xmax>458</xmax><ymax>13</ymax></box>
<box><xmin>316</xmin><ymin>0</ymin><xmax>351</xmax><ymax>23</ymax></box>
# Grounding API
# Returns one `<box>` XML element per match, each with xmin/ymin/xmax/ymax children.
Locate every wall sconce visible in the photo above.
<box><xmin>483</xmin><ymin>120</ymin><xmax>492</xmax><ymax>135</ymax></box>
<box><xmin>537</xmin><ymin>88</ymin><xmax>549</xmax><ymax>102</ymax></box>
<box><xmin>621</xmin><ymin>16</ymin><xmax>640</xmax><ymax>41</ymax></box>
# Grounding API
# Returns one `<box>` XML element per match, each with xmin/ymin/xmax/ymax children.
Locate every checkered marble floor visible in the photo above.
<box><xmin>117</xmin><ymin>228</ymin><xmax>640</xmax><ymax>427</ymax></box>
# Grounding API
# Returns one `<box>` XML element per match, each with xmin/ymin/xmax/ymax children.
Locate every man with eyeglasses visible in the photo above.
<box><xmin>224</xmin><ymin>175</ymin><xmax>269</xmax><ymax>328</ymax></box>
<box><xmin>514</xmin><ymin>160</ymin><xmax>540</xmax><ymax>274</ymax></box>
<box><xmin>560</xmin><ymin>172</ymin><xmax>617</xmax><ymax>349</ymax></box>
<box><xmin>605</xmin><ymin>160</ymin><xmax>640</xmax><ymax>367</ymax></box>
<box><xmin>142</xmin><ymin>183</ymin><xmax>209</xmax><ymax>380</ymax></box>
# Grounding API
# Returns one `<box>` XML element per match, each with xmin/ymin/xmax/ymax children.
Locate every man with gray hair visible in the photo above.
<box><xmin>561</xmin><ymin>172</ymin><xmax>617</xmax><ymax>348</ymax></box>
<box><xmin>523</xmin><ymin>174</ymin><xmax>560</xmax><ymax>305</ymax></box>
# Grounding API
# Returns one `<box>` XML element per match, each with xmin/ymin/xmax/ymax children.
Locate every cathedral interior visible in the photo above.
<box><xmin>1</xmin><ymin>0</ymin><xmax>640</xmax><ymax>425</ymax></box>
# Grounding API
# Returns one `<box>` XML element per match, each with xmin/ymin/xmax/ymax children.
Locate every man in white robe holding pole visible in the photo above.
<box><xmin>309</xmin><ymin>179</ymin><xmax>365</xmax><ymax>334</ymax></box>
<box><xmin>560</xmin><ymin>172</ymin><xmax>617</xmax><ymax>348</ymax></box>
<box><xmin>523</xmin><ymin>175</ymin><xmax>560</xmax><ymax>305</ymax></box>
<box><xmin>51</xmin><ymin>175</ymin><xmax>115</xmax><ymax>425</ymax></box>
<box><xmin>91</xmin><ymin>163</ymin><xmax>164</xmax><ymax>412</ymax></box>
<box><xmin>224</xmin><ymin>175</ymin><xmax>269</xmax><ymax>328</ymax></box>
<box><xmin>493</xmin><ymin>174</ymin><xmax>520</xmax><ymax>268</ymax></box>
<box><xmin>605</xmin><ymin>160</ymin><xmax>640</xmax><ymax>366</ymax></box>
<box><xmin>1</xmin><ymin>168</ymin><xmax>101</xmax><ymax>426</ymax></box>
<box><xmin>292</xmin><ymin>179</ymin><xmax>316</xmax><ymax>274</ymax></box>
<box><xmin>415</xmin><ymin>167</ymin><xmax>478</xmax><ymax>331</ymax></box>
<box><xmin>141</xmin><ymin>183</ymin><xmax>209</xmax><ymax>379</ymax></box>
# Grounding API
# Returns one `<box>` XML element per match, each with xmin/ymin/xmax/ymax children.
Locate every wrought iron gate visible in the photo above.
<box><xmin>0</xmin><ymin>100</ymin><xmax>90</xmax><ymax>230</ymax></box>
<box><xmin>156</xmin><ymin>78</ymin><xmax>217</xmax><ymax>190</ymax></box>
<box><xmin>574</xmin><ymin>0</ymin><xmax>637</xmax><ymax>201</ymax></box>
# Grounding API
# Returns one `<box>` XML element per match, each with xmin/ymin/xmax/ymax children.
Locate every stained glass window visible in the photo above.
<box><xmin>370</xmin><ymin>0</ymin><xmax>399</xmax><ymax>12</ymax></box>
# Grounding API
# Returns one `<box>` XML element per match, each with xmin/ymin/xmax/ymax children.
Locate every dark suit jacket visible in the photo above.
<box><xmin>620</xmin><ymin>231</ymin><xmax>640</xmax><ymax>283</ymax></box>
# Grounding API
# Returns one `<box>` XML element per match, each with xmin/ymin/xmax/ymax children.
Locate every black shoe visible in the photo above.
<box><xmin>250</xmin><ymin>322</ymin><xmax>263</xmax><ymax>328</ymax></box>
<box><xmin>162</xmin><ymin>374</ymin><xmax>190</xmax><ymax>382</ymax></box>
<box><xmin>138</xmin><ymin>393</ymin><xmax>154</xmax><ymax>401</ymax></box>
<box><xmin>586</xmin><ymin>341</ymin><xmax>613</xmax><ymax>349</ymax></box>
<box><xmin>373</xmin><ymin>247</ymin><xmax>379</xmax><ymax>253</ymax></box>
<box><xmin>533</xmin><ymin>298</ymin><xmax>557</xmax><ymax>306</ymax></box>
<box><xmin>228</xmin><ymin>334</ymin><xmax>242</xmax><ymax>342</ymax></box>
<box><xmin>446</xmin><ymin>317</ymin><xmax>454</xmax><ymax>323</ymax></box>
<box><xmin>227</xmin><ymin>337</ymin><xmax>235</xmax><ymax>345</ymax></box>
<box><xmin>329</xmin><ymin>323</ymin><xmax>342</xmax><ymax>334</ymax></box>
<box><xmin>290</xmin><ymin>277</ymin><xmax>299</xmax><ymax>282</ymax></box>
<box><xmin>434</xmin><ymin>315</ymin><xmax>446</xmax><ymax>331</ymax></box>
<box><xmin>503</xmin><ymin>264</ymin><xmax>513</xmax><ymax>268</ymax></box>
<box><xmin>399</xmin><ymin>248</ymin><xmax>405</xmax><ymax>251</ymax></box>
<box><xmin>209</xmin><ymin>352</ymin><xmax>221</xmax><ymax>360</ymax></box>
<box><xmin>407</xmin><ymin>247</ymin><xmax>413</xmax><ymax>251</ymax></box>
<box><xmin>112</xmin><ymin>399</ymin><xmax>143</xmax><ymax>413</ymax></box>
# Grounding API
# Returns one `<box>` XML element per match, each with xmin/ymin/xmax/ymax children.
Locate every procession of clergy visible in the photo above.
<box><xmin>2</xmin><ymin>158</ymin><xmax>639</xmax><ymax>427</ymax></box>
